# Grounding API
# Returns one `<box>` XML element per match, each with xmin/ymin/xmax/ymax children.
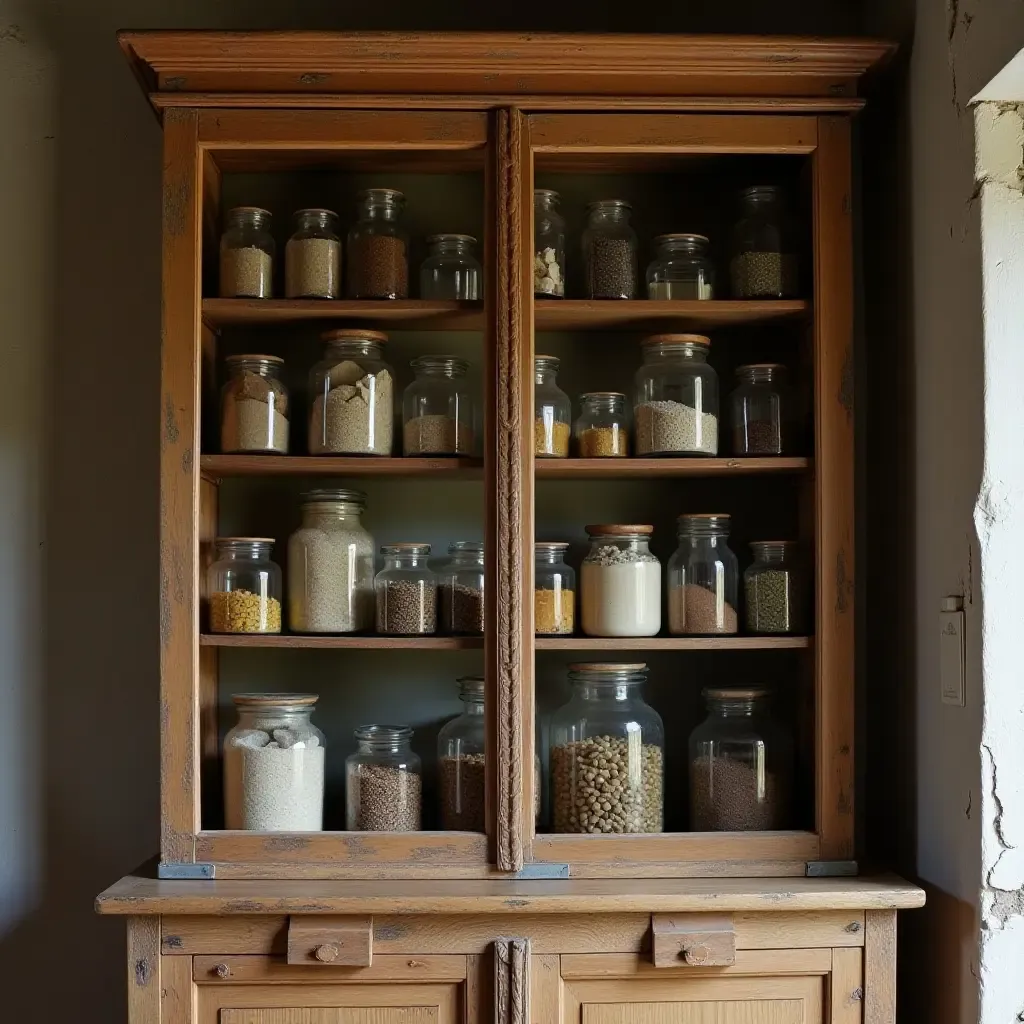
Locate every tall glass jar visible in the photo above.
<box><xmin>549</xmin><ymin>663</ymin><xmax>664</xmax><ymax>833</ymax></box>
<box><xmin>582</xmin><ymin>200</ymin><xmax>638</xmax><ymax>300</ymax></box>
<box><xmin>634</xmin><ymin>334</ymin><xmax>719</xmax><ymax>456</ymax></box>
<box><xmin>745</xmin><ymin>541</ymin><xmax>804</xmax><ymax>634</ymax></box>
<box><xmin>219</xmin><ymin>206</ymin><xmax>274</xmax><ymax>298</ymax></box>
<box><xmin>581</xmin><ymin>525</ymin><xmax>661</xmax><ymax>637</ymax></box>
<box><xmin>402</xmin><ymin>355</ymin><xmax>475</xmax><ymax>456</ymax></box>
<box><xmin>346</xmin><ymin>725</ymin><xmax>422</xmax><ymax>831</ymax></box>
<box><xmin>646</xmin><ymin>233</ymin><xmax>715</xmax><ymax>300</ymax></box>
<box><xmin>420</xmin><ymin>234</ymin><xmax>481</xmax><ymax>300</ymax></box>
<box><xmin>208</xmin><ymin>538</ymin><xmax>282</xmax><ymax>634</ymax></box>
<box><xmin>346</xmin><ymin>188</ymin><xmax>409</xmax><ymax>299</ymax></box>
<box><xmin>438</xmin><ymin>675</ymin><xmax>486</xmax><ymax>830</ymax></box>
<box><xmin>535</xmin><ymin>355</ymin><xmax>571</xmax><ymax>458</ymax></box>
<box><xmin>730</xmin><ymin>363</ymin><xmax>791</xmax><ymax>456</ymax></box>
<box><xmin>309</xmin><ymin>329</ymin><xmax>394</xmax><ymax>456</ymax></box>
<box><xmin>224</xmin><ymin>694</ymin><xmax>325</xmax><ymax>831</ymax></box>
<box><xmin>220</xmin><ymin>354</ymin><xmax>289</xmax><ymax>454</ymax></box>
<box><xmin>534</xmin><ymin>189</ymin><xmax>565</xmax><ymax>298</ymax></box>
<box><xmin>535</xmin><ymin>542</ymin><xmax>575</xmax><ymax>635</ymax></box>
<box><xmin>288</xmin><ymin>489</ymin><xmax>375</xmax><ymax>634</ymax></box>
<box><xmin>375</xmin><ymin>543</ymin><xmax>437</xmax><ymax>635</ymax></box>
<box><xmin>668</xmin><ymin>514</ymin><xmax>739</xmax><ymax>636</ymax></box>
<box><xmin>440</xmin><ymin>541</ymin><xmax>485</xmax><ymax>635</ymax></box>
<box><xmin>285</xmin><ymin>208</ymin><xmax>341</xmax><ymax>298</ymax></box>
<box><xmin>730</xmin><ymin>186</ymin><xmax>799</xmax><ymax>298</ymax></box>
<box><xmin>689</xmin><ymin>687</ymin><xmax>792</xmax><ymax>831</ymax></box>
<box><xmin>574</xmin><ymin>392</ymin><xmax>629</xmax><ymax>458</ymax></box>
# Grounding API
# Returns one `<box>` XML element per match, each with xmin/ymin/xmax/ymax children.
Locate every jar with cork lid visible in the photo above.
<box><xmin>346</xmin><ymin>188</ymin><xmax>409</xmax><ymax>299</ymax></box>
<box><xmin>535</xmin><ymin>355</ymin><xmax>571</xmax><ymax>457</ymax></box>
<box><xmin>535</xmin><ymin>542</ymin><xmax>575</xmax><ymax>635</ymax></box>
<box><xmin>208</xmin><ymin>538</ymin><xmax>282</xmax><ymax>634</ymax></box>
<box><xmin>574</xmin><ymin>392</ymin><xmax>629</xmax><ymax>457</ymax></box>
<box><xmin>219</xmin><ymin>207</ymin><xmax>274</xmax><ymax>298</ymax></box>
<box><xmin>285</xmin><ymin>208</ymin><xmax>341</xmax><ymax>298</ymax></box>
<box><xmin>346</xmin><ymin>725</ymin><xmax>422</xmax><ymax>831</ymax></box>
<box><xmin>581</xmin><ymin>525</ymin><xmax>661</xmax><ymax>637</ymax></box>
<box><xmin>667</xmin><ymin>514</ymin><xmax>739</xmax><ymax>635</ymax></box>
<box><xmin>220</xmin><ymin>354</ymin><xmax>289</xmax><ymax>454</ymax></box>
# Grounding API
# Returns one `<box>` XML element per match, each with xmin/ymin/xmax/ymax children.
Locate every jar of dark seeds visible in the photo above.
<box><xmin>730</xmin><ymin>363</ymin><xmax>791</xmax><ymax>456</ymax></box>
<box><xmin>437</xmin><ymin>675</ymin><xmax>486</xmax><ymax>830</ymax></box>
<box><xmin>667</xmin><ymin>514</ymin><xmax>739</xmax><ymax>636</ymax></box>
<box><xmin>219</xmin><ymin>206</ymin><xmax>274</xmax><ymax>298</ymax></box>
<box><xmin>439</xmin><ymin>541</ymin><xmax>485</xmax><ymax>635</ymax></box>
<box><xmin>582</xmin><ymin>199</ymin><xmax>638</xmax><ymax>300</ymax></box>
<box><xmin>346</xmin><ymin>725</ymin><xmax>422</xmax><ymax>831</ymax></box>
<box><xmin>730</xmin><ymin>185</ymin><xmax>799</xmax><ymax>298</ymax></box>
<box><xmin>375</xmin><ymin>543</ymin><xmax>437</xmax><ymax>635</ymax></box>
<box><xmin>402</xmin><ymin>355</ymin><xmax>475</xmax><ymax>456</ymax></box>
<box><xmin>285</xmin><ymin>208</ymin><xmax>341</xmax><ymax>298</ymax></box>
<box><xmin>346</xmin><ymin>188</ymin><xmax>409</xmax><ymax>299</ymax></box>
<box><xmin>688</xmin><ymin>687</ymin><xmax>792</xmax><ymax>831</ymax></box>
<box><xmin>744</xmin><ymin>541</ymin><xmax>803</xmax><ymax>634</ymax></box>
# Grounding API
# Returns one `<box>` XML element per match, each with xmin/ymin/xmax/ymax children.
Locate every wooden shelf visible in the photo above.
<box><xmin>200</xmin><ymin>634</ymin><xmax>483</xmax><ymax>649</ymax></box>
<box><xmin>535</xmin><ymin>456</ymin><xmax>810</xmax><ymax>479</ymax></box>
<box><xmin>534</xmin><ymin>299</ymin><xmax>808</xmax><ymax>331</ymax></box>
<box><xmin>536</xmin><ymin>636</ymin><xmax>811</xmax><ymax>650</ymax></box>
<box><xmin>202</xmin><ymin>298</ymin><xmax>484</xmax><ymax>330</ymax></box>
<box><xmin>201</xmin><ymin>454</ymin><xmax>482</xmax><ymax>480</ymax></box>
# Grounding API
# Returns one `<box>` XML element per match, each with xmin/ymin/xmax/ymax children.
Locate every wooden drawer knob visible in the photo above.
<box><xmin>314</xmin><ymin>943</ymin><xmax>340</xmax><ymax>963</ymax></box>
<box><xmin>683</xmin><ymin>943</ymin><xmax>710</xmax><ymax>966</ymax></box>
<box><xmin>214</xmin><ymin>962</ymin><xmax>231</xmax><ymax>979</ymax></box>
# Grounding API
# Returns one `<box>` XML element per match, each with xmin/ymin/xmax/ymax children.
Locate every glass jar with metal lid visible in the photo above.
<box><xmin>535</xmin><ymin>354</ymin><xmax>571</xmax><ymax>458</ymax></box>
<box><xmin>346</xmin><ymin>725</ymin><xmax>422</xmax><ymax>831</ymax></box>
<box><xmin>535</xmin><ymin>542</ymin><xmax>575</xmax><ymax>635</ymax></box>
<box><xmin>730</xmin><ymin>185</ymin><xmax>799</xmax><ymax>298</ymax></box>
<box><xmin>220</xmin><ymin>206</ymin><xmax>274</xmax><ymax>298</ymax></box>
<box><xmin>744</xmin><ymin>541</ymin><xmax>804</xmax><ymax>634</ymax></box>
<box><xmin>440</xmin><ymin>541</ymin><xmax>485</xmax><ymax>635</ymax></box>
<box><xmin>208</xmin><ymin>538</ymin><xmax>282</xmax><ymax>634</ymax></box>
<box><xmin>581</xmin><ymin>525</ymin><xmax>661</xmax><ymax>637</ymax></box>
<box><xmin>549</xmin><ymin>663</ymin><xmax>664</xmax><ymax>833</ymax></box>
<box><xmin>688</xmin><ymin>686</ymin><xmax>792</xmax><ymax>831</ymax></box>
<box><xmin>347</xmin><ymin>188</ymin><xmax>409</xmax><ymax>299</ymax></box>
<box><xmin>534</xmin><ymin>189</ymin><xmax>566</xmax><ymax>297</ymax></box>
<box><xmin>634</xmin><ymin>334</ymin><xmax>719</xmax><ymax>456</ymax></box>
<box><xmin>285</xmin><ymin>208</ymin><xmax>341</xmax><ymax>298</ymax></box>
<box><xmin>438</xmin><ymin>675</ymin><xmax>486</xmax><ymax>830</ymax></box>
<box><xmin>375</xmin><ymin>543</ymin><xmax>437</xmax><ymax>635</ymax></box>
<box><xmin>582</xmin><ymin>199</ymin><xmax>638</xmax><ymax>299</ymax></box>
<box><xmin>420</xmin><ymin>234</ymin><xmax>481</xmax><ymax>300</ymax></box>
<box><xmin>574</xmin><ymin>392</ymin><xmax>629</xmax><ymax>458</ymax></box>
<box><xmin>402</xmin><ymin>355</ymin><xmax>475</xmax><ymax>456</ymax></box>
<box><xmin>730</xmin><ymin>363</ymin><xmax>792</xmax><ymax>456</ymax></box>
<box><xmin>667</xmin><ymin>513</ymin><xmax>739</xmax><ymax>636</ymax></box>
<box><xmin>287</xmin><ymin>488</ymin><xmax>375</xmax><ymax>634</ymax></box>
<box><xmin>220</xmin><ymin>354</ymin><xmax>289</xmax><ymax>454</ymax></box>
<box><xmin>646</xmin><ymin>233</ymin><xmax>715</xmax><ymax>300</ymax></box>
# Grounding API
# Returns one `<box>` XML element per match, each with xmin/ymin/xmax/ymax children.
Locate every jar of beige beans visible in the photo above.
<box><xmin>549</xmin><ymin>663</ymin><xmax>664</xmax><ymax>833</ymax></box>
<box><xmin>581</xmin><ymin>525</ymin><xmax>661</xmax><ymax>637</ymax></box>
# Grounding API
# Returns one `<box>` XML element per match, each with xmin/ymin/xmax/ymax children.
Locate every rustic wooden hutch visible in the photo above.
<box><xmin>97</xmin><ymin>31</ymin><xmax>923</xmax><ymax>1024</ymax></box>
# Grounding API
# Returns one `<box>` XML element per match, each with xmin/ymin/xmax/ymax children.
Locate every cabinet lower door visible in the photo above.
<box><xmin>221</xmin><ymin>1012</ymin><xmax>438</xmax><ymax>1024</ymax></box>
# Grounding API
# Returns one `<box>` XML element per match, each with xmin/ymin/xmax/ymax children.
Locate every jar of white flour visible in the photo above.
<box><xmin>580</xmin><ymin>525</ymin><xmax>662</xmax><ymax>637</ymax></box>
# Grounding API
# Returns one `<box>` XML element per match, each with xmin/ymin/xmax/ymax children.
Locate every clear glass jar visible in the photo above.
<box><xmin>346</xmin><ymin>188</ymin><xmax>409</xmax><ymax>299</ymax></box>
<box><xmin>549</xmin><ymin>663</ymin><xmax>664</xmax><ymax>833</ymax></box>
<box><xmin>745</xmin><ymin>541</ymin><xmax>804</xmax><ymax>634</ymax></box>
<box><xmin>581</xmin><ymin>526</ymin><xmax>661</xmax><ymax>637</ymax></box>
<box><xmin>535</xmin><ymin>355</ymin><xmax>571</xmax><ymax>458</ymax></box>
<box><xmin>440</xmin><ymin>541</ymin><xmax>485</xmax><ymax>635</ymax></box>
<box><xmin>224</xmin><ymin>694</ymin><xmax>325</xmax><ymax>831</ymax></box>
<box><xmin>220</xmin><ymin>354</ymin><xmax>289</xmax><ymax>454</ymax></box>
<box><xmin>634</xmin><ymin>334</ymin><xmax>719</xmax><ymax>456</ymax></box>
<box><xmin>402</xmin><ymin>355</ymin><xmax>475</xmax><ymax>456</ymax></box>
<box><xmin>375</xmin><ymin>543</ymin><xmax>437</xmax><ymax>635</ymax></box>
<box><xmin>730</xmin><ymin>363</ymin><xmax>791</xmax><ymax>456</ymax></box>
<box><xmin>207</xmin><ymin>538</ymin><xmax>282</xmax><ymax>634</ymax></box>
<box><xmin>689</xmin><ymin>687</ymin><xmax>792</xmax><ymax>831</ymax></box>
<box><xmin>667</xmin><ymin>514</ymin><xmax>739</xmax><ymax>636</ymax></box>
<box><xmin>288</xmin><ymin>489</ymin><xmax>375</xmax><ymax>633</ymax></box>
<box><xmin>534</xmin><ymin>189</ymin><xmax>565</xmax><ymax>298</ymax></box>
<box><xmin>730</xmin><ymin>186</ymin><xmax>799</xmax><ymax>299</ymax></box>
<box><xmin>574</xmin><ymin>392</ymin><xmax>629</xmax><ymax>458</ymax></box>
<box><xmin>646</xmin><ymin>233</ymin><xmax>715</xmax><ymax>300</ymax></box>
<box><xmin>535</xmin><ymin>542</ymin><xmax>575</xmax><ymax>636</ymax></box>
<box><xmin>219</xmin><ymin>206</ymin><xmax>274</xmax><ymax>298</ymax></box>
<box><xmin>420</xmin><ymin>233</ymin><xmax>481</xmax><ymax>300</ymax></box>
<box><xmin>285</xmin><ymin>208</ymin><xmax>341</xmax><ymax>298</ymax></box>
<box><xmin>582</xmin><ymin>199</ymin><xmax>638</xmax><ymax>300</ymax></box>
<box><xmin>438</xmin><ymin>675</ymin><xmax>486</xmax><ymax>830</ymax></box>
<box><xmin>309</xmin><ymin>329</ymin><xmax>394</xmax><ymax>456</ymax></box>
<box><xmin>346</xmin><ymin>725</ymin><xmax>422</xmax><ymax>831</ymax></box>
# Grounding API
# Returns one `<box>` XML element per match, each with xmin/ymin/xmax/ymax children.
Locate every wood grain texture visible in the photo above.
<box><xmin>830</xmin><ymin>948</ymin><xmax>864</xmax><ymax>1024</ymax></box>
<box><xmin>495</xmin><ymin>938</ymin><xmax>530</xmax><ymax>1024</ymax></box>
<box><xmin>201</xmin><ymin>982</ymin><xmax>459</xmax><ymax>1019</ymax></box>
<box><xmin>534</xmin><ymin>458</ymin><xmax>811</xmax><ymax>480</ymax></box>
<box><xmin>195</xmin><ymin>954</ymin><xmax>467</xmax><ymax>984</ymax></box>
<box><xmin>201</xmin><ymin>298</ymin><xmax>483</xmax><ymax>330</ymax></box>
<box><xmin>199</xmin><ymin>476</ymin><xmax>219</xmax><ymax>828</ymax></box>
<box><xmin>863</xmin><ymin>910</ymin><xmax>896</xmax><ymax>1024</ymax></box>
<box><xmin>535</xmin><ymin>636</ymin><xmax>811</xmax><ymax>651</ymax></box>
<box><xmin>162</xmin><ymin>950</ymin><xmax>196</xmax><ymax>1024</ymax></box>
<box><xmin>287</xmin><ymin>916</ymin><xmax>373</xmax><ymax>967</ymax></box>
<box><xmin>222</xmin><ymin>1012</ymin><xmax>438</xmax><ymax>1024</ymax></box>
<box><xmin>199</xmin><ymin>635</ymin><xmax>484</xmax><ymax>650</ymax></box>
<box><xmin>561</xmin><ymin>949</ymin><xmax>833</xmax><ymax>979</ymax></box>
<box><xmin>127</xmin><ymin>917</ymin><xmax>161</xmax><ymax>1023</ymax></box>
<box><xmin>199</xmin><ymin>456</ymin><xmax>481</xmax><ymax>481</ymax></box>
<box><xmin>651</xmin><ymin>914</ymin><xmax>736</xmax><ymax>968</ymax></box>
<box><xmin>533</xmin><ymin>298</ymin><xmax>808</xmax><ymax>331</ymax></box>
<box><xmin>531</xmin><ymin>954</ymin><xmax>562</xmax><ymax>1024</ymax></box>
<box><xmin>465</xmin><ymin>953</ymin><xmax>488</xmax><ymax>1024</ymax></box>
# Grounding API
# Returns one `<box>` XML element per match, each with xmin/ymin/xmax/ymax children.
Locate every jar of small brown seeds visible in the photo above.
<box><xmin>346</xmin><ymin>725</ymin><xmax>422</xmax><ymax>831</ymax></box>
<box><xmin>347</xmin><ymin>188</ymin><xmax>409</xmax><ymax>300</ymax></box>
<box><xmin>437</xmin><ymin>676</ymin><xmax>486</xmax><ymax>831</ymax></box>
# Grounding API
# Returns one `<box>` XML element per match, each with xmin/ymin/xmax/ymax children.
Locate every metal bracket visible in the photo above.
<box><xmin>805</xmin><ymin>859</ymin><xmax>858</xmax><ymax>877</ymax></box>
<box><xmin>512</xmin><ymin>862</ymin><xmax>570</xmax><ymax>879</ymax></box>
<box><xmin>158</xmin><ymin>861</ymin><xmax>216</xmax><ymax>879</ymax></box>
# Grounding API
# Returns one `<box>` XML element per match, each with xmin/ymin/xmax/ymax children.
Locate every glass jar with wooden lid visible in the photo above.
<box><xmin>581</xmin><ymin>525</ymin><xmax>661</xmax><ymax>637</ymax></box>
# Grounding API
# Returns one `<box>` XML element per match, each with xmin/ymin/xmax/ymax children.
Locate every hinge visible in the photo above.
<box><xmin>805</xmin><ymin>859</ymin><xmax>858</xmax><ymax>877</ymax></box>
<box><xmin>158</xmin><ymin>861</ymin><xmax>216</xmax><ymax>879</ymax></box>
<box><xmin>512</xmin><ymin>862</ymin><xmax>570</xmax><ymax>879</ymax></box>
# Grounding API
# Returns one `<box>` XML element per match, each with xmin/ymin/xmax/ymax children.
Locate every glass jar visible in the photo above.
<box><xmin>730</xmin><ymin>363</ymin><xmax>791</xmax><ymax>456</ymax></box>
<box><xmin>402</xmin><ymin>355</ymin><xmax>475</xmax><ymax>456</ymax></box>
<box><xmin>574</xmin><ymin>392</ymin><xmax>629</xmax><ymax>458</ymax></box>
<box><xmin>346</xmin><ymin>188</ymin><xmax>409</xmax><ymax>299</ymax></box>
<box><xmin>646</xmin><ymin>233</ymin><xmax>715</xmax><ymax>300</ymax></box>
<box><xmin>346</xmin><ymin>725</ymin><xmax>422</xmax><ymax>831</ymax></box>
<box><xmin>207</xmin><ymin>538</ymin><xmax>282</xmax><ymax>634</ymax></box>
<box><xmin>420</xmin><ymin>233</ymin><xmax>481</xmax><ymax>300</ymax></box>
<box><xmin>220</xmin><ymin>354</ymin><xmax>289</xmax><ymax>454</ymax></box>
<box><xmin>535</xmin><ymin>355</ymin><xmax>571</xmax><ymax>458</ymax></box>
<box><xmin>224</xmin><ymin>694</ymin><xmax>325</xmax><ymax>831</ymax></box>
<box><xmin>438</xmin><ymin>675</ymin><xmax>486</xmax><ymax>830</ymax></box>
<box><xmin>219</xmin><ymin>206</ymin><xmax>274</xmax><ymax>298</ymax></box>
<box><xmin>535</xmin><ymin>542</ymin><xmax>575</xmax><ymax>635</ymax></box>
<box><xmin>667</xmin><ymin>514</ymin><xmax>739</xmax><ymax>636</ymax></box>
<box><xmin>375</xmin><ymin>543</ymin><xmax>437</xmax><ymax>635</ymax></box>
<box><xmin>309</xmin><ymin>329</ymin><xmax>394</xmax><ymax>456</ymax></box>
<box><xmin>582</xmin><ymin>200</ymin><xmax>638</xmax><ymax>300</ymax></box>
<box><xmin>581</xmin><ymin>526</ymin><xmax>661</xmax><ymax>637</ymax></box>
<box><xmin>534</xmin><ymin>189</ymin><xmax>565</xmax><ymax>298</ymax></box>
<box><xmin>440</xmin><ymin>541</ymin><xmax>485</xmax><ymax>635</ymax></box>
<box><xmin>745</xmin><ymin>541</ymin><xmax>804</xmax><ymax>634</ymax></box>
<box><xmin>549</xmin><ymin>663</ymin><xmax>664</xmax><ymax>833</ymax></box>
<box><xmin>634</xmin><ymin>334</ymin><xmax>719</xmax><ymax>456</ymax></box>
<box><xmin>689</xmin><ymin>687</ymin><xmax>792</xmax><ymax>831</ymax></box>
<box><xmin>730</xmin><ymin>186</ymin><xmax>799</xmax><ymax>298</ymax></box>
<box><xmin>285</xmin><ymin>208</ymin><xmax>341</xmax><ymax>298</ymax></box>
<box><xmin>288</xmin><ymin>489</ymin><xmax>375</xmax><ymax>633</ymax></box>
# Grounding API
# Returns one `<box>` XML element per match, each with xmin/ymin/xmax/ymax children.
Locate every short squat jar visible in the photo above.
<box><xmin>534</xmin><ymin>189</ymin><xmax>565</xmax><ymax>297</ymax></box>
<box><xmin>402</xmin><ymin>355</ymin><xmax>475</xmax><ymax>456</ymax></box>
<box><xmin>347</xmin><ymin>188</ymin><xmax>409</xmax><ymax>299</ymax></box>
<box><xmin>634</xmin><ymin>334</ymin><xmax>719</xmax><ymax>456</ymax></box>
<box><xmin>646</xmin><ymin>233</ymin><xmax>715</xmax><ymax>300</ymax></box>
<box><xmin>689</xmin><ymin>687</ymin><xmax>792</xmax><ymax>831</ymax></box>
<box><xmin>420</xmin><ymin>234</ymin><xmax>481</xmax><ymax>300</ymax></box>
<box><xmin>285</xmin><ymin>208</ymin><xmax>341</xmax><ymax>298</ymax></box>
<box><xmin>220</xmin><ymin>354</ymin><xmax>289</xmax><ymax>454</ymax></box>
<box><xmin>582</xmin><ymin>199</ymin><xmax>638</xmax><ymax>300</ymax></box>
<box><xmin>220</xmin><ymin>206</ymin><xmax>274</xmax><ymax>298</ymax></box>
<box><xmin>535</xmin><ymin>542</ymin><xmax>575</xmax><ymax>636</ymax></box>
<box><xmin>549</xmin><ymin>663</ymin><xmax>664</xmax><ymax>834</ymax></box>
<box><xmin>440</xmin><ymin>541</ymin><xmax>485</xmax><ymax>635</ymax></box>
<box><xmin>745</xmin><ymin>541</ymin><xmax>803</xmax><ymax>634</ymax></box>
<box><xmin>535</xmin><ymin>355</ymin><xmax>571</xmax><ymax>457</ymax></box>
<box><xmin>730</xmin><ymin>185</ymin><xmax>799</xmax><ymax>298</ymax></box>
<box><xmin>224</xmin><ymin>694</ymin><xmax>325</xmax><ymax>832</ymax></box>
<box><xmin>375</xmin><ymin>543</ymin><xmax>437</xmax><ymax>635</ymax></box>
<box><xmin>438</xmin><ymin>675</ymin><xmax>486</xmax><ymax>831</ymax></box>
<box><xmin>208</xmin><ymin>537</ymin><xmax>282</xmax><ymax>634</ymax></box>
<box><xmin>730</xmin><ymin>363</ymin><xmax>791</xmax><ymax>456</ymax></box>
<box><xmin>574</xmin><ymin>392</ymin><xmax>629</xmax><ymax>458</ymax></box>
<box><xmin>346</xmin><ymin>725</ymin><xmax>422</xmax><ymax>831</ymax></box>
<box><xmin>581</xmin><ymin>525</ymin><xmax>661</xmax><ymax>638</ymax></box>
<box><xmin>667</xmin><ymin>514</ymin><xmax>739</xmax><ymax>636</ymax></box>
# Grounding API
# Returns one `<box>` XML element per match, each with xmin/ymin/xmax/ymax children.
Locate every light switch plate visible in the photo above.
<box><xmin>940</xmin><ymin>598</ymin><xmax>966</xmax><ymax>706</ymax></box>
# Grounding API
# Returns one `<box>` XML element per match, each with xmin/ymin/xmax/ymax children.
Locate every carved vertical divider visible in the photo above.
<box><xmin>494</xmin><ymin>937</ymin><xmax>531</xmax><ymax>1024</ymax></box>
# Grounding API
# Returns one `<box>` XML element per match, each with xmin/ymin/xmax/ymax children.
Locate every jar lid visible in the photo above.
<box><xmin>426</xmin><ymin>233</ymin><xmax>477</xmax><ymax>245</ymax></box>
<box><xmin>449</xmin><ymin>540</ymin><xmax>484</xmax><ymax>554</ymax></box>
<box><xmin>587</xmin><ymin>198</ymin><xmax>632</xmax><ymax>210</ymax></box>
<box><xmin>215</xmin><ymin>536</ymin><xmax>275</xmax><ymax>544</ymax></box>
<box><xmin>642</xmin><ymin>333</ymin><xmax>711</xmax><ymax>347</ymax></box>
<box><xmin>586</xmin><ymin>524</ymin><xmax>654</xmax><ymax>536</ymax></box>
<box><xmin>653</xmin><ymin>232</ymin><xmax>709</xmax><ymax>244</ymax></box>
<box><xmin>381</xmin><ymin>542</ymin><xmax>431</xmax><ymax>553</ymax></box>
<box><xmin>750</xmin><ymin>539</ymin><xmax>796</xmax><ymax>546</ymax></box>
<box><xmin>535</xmin><ymin>354</ymin><xmax>559</xmax><ymax>362</ymax></box>
<box><xmin>568</xmin><ymin>662</ymin><xmax>647</xmax><ymax>673</ymax></box>
<box><xmin>321</xmin><ymin>328</ymin><xmax>388</xmax><ymax>345</ymax></box>
<box><xmin>534</xmin><ymin>188</ymin><xmax>560</xmax><ymax>199</ymax></box>
<box><xmin>677</xmin><ymin>513</ymin><xmax>730</xmax><ymax>521</ymax></box>
<box><xmin>293</xmin><ymin>207</ymin><xmax>338</xmax><ymax>218</ymax></box>
<box><xmin>457</xmin><ymin>675</ymin><xmax>485</xmax><ymax>695</ymax></box>
<box><xmin>703</xmin><ymin>686</ymin><xmax>771</xmax><ymax>701</ymax></box>
<box><xmin>535</xmin><ymin>540</ymin><xmax>570</xmax><ymax>550</ymax></box>
<box><xmin>227</xmin><ymin>205</ymin><xmax>272</xmax><ymax>217</ymax></box>
<box><xmin>354</xmin><ymin>723</ymin><xmax>413</xmax><ymax>740</ymax></box>
<box><xmin>358</xmin><ymin>187</ymin><xmax>404</xmax><ymax>201</ymax></box>
<box><xmin>736</xmin><ymin>362</ymin><xmax>785</xmax><ymax>374</ymax></box>
<box><xmin>301</xmin><ymin>487</ymin><xmax>366</xmax><ymax>506</ymax></box>
<box><xmin>740</xmin><ymin>184</ymin><xmax>782</xmax><ymax>199</ymax></box>
<box><xmin>580</xmin><ymin>391</ymin><xmax>626</xmax><ymax>399</ymax></box>
<box><xmin>411</xmin><ymin>354</ymin><xmax>469</xmax><ymax>374</ymax></box>
<box><xmin>225</xmin><ymin>353</ymin><xmax>284</xmax><ymax>365</ymax></box>
<box><xmin>233</xmin><ymin>693</ymin><xmax>318</xmax><ymax>707</ymax></box>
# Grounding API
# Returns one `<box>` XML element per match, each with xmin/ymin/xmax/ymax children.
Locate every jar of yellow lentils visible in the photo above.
<box><xmin>207</xmin><ymin>538</ymin><xmax>283</xmax><ymax>634</ymax></box>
